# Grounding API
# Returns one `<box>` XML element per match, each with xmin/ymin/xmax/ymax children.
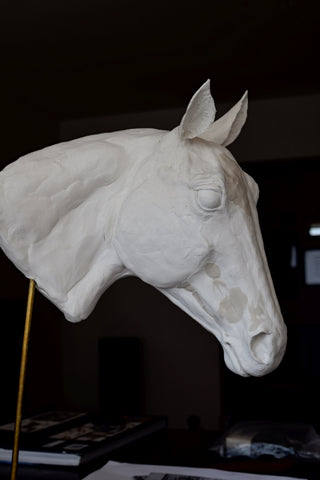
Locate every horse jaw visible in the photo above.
<box><xmin>158</xmin><ymin>266</ymin><xmax>287</xmax><ymax>377</ymax></box>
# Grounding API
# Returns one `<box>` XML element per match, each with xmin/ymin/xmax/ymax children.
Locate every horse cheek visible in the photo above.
<box><xmin>114</xmin><ymin>192</ymin><xmax>206</xmax><ymax>287</ymax></box>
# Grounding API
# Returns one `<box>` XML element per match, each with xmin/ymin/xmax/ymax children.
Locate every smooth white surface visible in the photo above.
<box><xmin>0</xmin><ymin>80</ymin><xmax>287</xmax><ymax>376</ymax></box>
<box><xmin>83</xmin><ymin>460</ymin><xmax>306</xmax><ymax>480</ymax></box>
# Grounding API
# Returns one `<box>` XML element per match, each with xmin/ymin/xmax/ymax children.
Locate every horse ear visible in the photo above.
<box><xmin>198</xmin><ymin>91</ymin><xmax>248</xmax><ymax>146</ymax></box>
<box><xmin>179</xmin><ymin>80</ymin><xmax>216</xmax><ymax>139</ymax></box>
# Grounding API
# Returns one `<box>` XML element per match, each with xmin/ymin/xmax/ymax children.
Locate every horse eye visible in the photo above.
<box><xmin>197</xmin><ymin>189</ymin><xmax>221</xmax><ymax>211</ymax></box>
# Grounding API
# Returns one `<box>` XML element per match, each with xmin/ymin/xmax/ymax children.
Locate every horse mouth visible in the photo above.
<box><xmin>224</xmin><ymin>347</ymin><xmax>270</xmax><ymax>377</ymax></box>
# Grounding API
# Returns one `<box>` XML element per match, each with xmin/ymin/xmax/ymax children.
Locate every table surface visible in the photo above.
<box><xmin>0</xmin><ymin>429</ymin><xmax>319</xmax><ymax>480</ymax></box>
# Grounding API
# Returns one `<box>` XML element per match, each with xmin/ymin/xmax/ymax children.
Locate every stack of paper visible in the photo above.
<box><xmin>83</xmin><ymin>461</ymin><xmax>307</xmax><ymax>480</ymax></box>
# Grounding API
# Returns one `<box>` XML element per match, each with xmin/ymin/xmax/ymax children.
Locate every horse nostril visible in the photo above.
<box><xmin>250</xmin><ymin>331</ymin><xmax>271</xmax><ymax>364</ymax></box>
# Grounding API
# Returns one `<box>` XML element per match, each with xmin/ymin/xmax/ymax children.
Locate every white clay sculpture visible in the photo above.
<box><xmin>0</xmin><ymin>80</ymin><xmax>287</xmax><ymax>376</ymax></box>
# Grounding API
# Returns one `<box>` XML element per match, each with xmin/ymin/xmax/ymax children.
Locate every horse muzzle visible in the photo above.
<box><xmin>222</xmin><ymin>322</ymin><xmax>287</xmax><ymax>377</ymax></box>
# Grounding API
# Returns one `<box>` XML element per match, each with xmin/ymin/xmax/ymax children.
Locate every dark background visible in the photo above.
<box><xmin>1</xmin><ymin>0</ymin><xmax>319</xmax><ymax>165</ymax></box>
<box><xmin>1</xmin><ymin>1</ymin><xmax>320</xmax><ymax>431</ymax></box>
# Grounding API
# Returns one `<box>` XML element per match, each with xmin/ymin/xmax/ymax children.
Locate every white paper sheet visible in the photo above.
<box><xmin>83</xmin><ymin>461</ymin><xmax>307</xmax><ymax>480</ymax></box>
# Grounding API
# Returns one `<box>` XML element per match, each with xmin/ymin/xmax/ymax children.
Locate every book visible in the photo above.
<box><xmin>0</xmin><ymin>411</ymin><xmax>167</xmax><ymax>467</ymax></box>
<box><xmin>83</xmin><ymin>461</ymin><xmax>307</xmax><ymax>480</ymax></box>
<box><xmin>0</xmin><ymin>410</ymin><xmax>88</xmax><ymax>436</ymax></box>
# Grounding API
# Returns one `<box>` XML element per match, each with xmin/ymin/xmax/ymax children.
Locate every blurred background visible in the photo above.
<box><xmin>1</xmin><ymin>1</ymin><xmax>320</xmax><ymax>432</ymax></box>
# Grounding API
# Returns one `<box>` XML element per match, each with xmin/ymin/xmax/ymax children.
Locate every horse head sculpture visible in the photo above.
<box><xmin>0</xmin><ymin>80</ymin><xmax>287</xmax><ymax>377</ymax></box>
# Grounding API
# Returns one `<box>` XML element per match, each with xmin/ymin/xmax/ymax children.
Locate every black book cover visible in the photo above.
<box><xmin>0</xmin><ymin>411</ymin><xmax>167</xmax><ymax>467</ymax></box>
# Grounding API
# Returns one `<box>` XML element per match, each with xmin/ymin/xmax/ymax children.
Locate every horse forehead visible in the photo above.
<box><xmin>161</xmin><ymin>141</ymin><xmax>224</xmax><ymax>184</ymax></box>
<box><xmin>139</xmin><ymin>140</ymin><xmax>245</xmax><ymax>199</ymax></box>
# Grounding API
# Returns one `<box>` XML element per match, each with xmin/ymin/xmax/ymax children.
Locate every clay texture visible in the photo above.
<box><xmin>0</xmin><ymin>81</ymin><xmax>287</xmax><ymax>376</ymax></box>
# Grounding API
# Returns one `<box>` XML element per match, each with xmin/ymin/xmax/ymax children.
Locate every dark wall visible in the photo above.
<box><xmin>0</xmin><ymin>250</ymin><xmax>65</xmax><ymax>423</ymax></box>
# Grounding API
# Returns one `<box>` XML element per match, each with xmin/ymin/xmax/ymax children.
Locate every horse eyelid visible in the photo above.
<box><xmin>196</xmin><ymin>188</ymin><xmax>222</xmax><ymax>211</ymax></box>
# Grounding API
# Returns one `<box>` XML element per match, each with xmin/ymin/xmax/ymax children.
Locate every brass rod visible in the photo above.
<box><xmin>10</xmin><ymin>279</ymin><xmax>36</xmax><ymax>480</ymax></box>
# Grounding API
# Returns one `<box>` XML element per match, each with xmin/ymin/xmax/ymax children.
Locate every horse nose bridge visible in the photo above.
<box><xmin>230</xmin><ymin>231</ymin><xmax>280</xmax><ymax>318</ymax></box>
<box><xmin>230</xmin><ymin>208</ymin><xmax>269</xmax><ymax>275</ymax></box>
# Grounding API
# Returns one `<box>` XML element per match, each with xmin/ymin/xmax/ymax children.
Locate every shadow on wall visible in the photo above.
<box><xmin>61</xmin><ymin>277</ymin><xmax>222</xmax><ymax>430</ymax></box>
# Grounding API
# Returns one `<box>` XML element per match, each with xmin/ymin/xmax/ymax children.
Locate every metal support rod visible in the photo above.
<box><xmin>10</xmin><ymin>279</ymin><xmax>36</xmax><ymax>480</ymax></box>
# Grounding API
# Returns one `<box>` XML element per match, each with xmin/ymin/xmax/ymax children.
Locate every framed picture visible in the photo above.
<box><xmin>304</xmin><ymin>250</ymin><xmax>320</xmax><ymax>285</ymax></box>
